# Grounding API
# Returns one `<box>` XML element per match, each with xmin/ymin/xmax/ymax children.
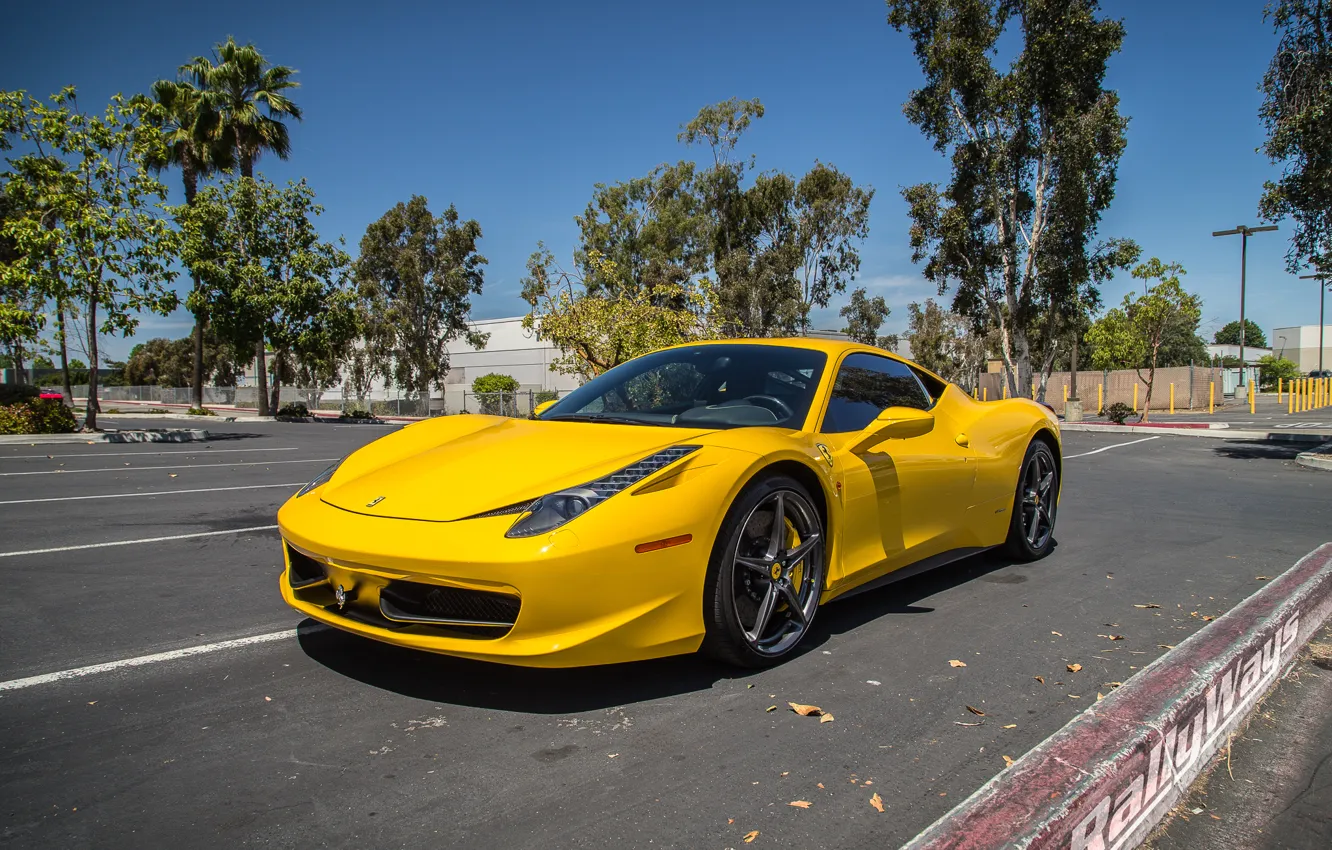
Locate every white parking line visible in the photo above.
<box><xmin>0</xmin><ymin>447</ymin><xmax>299</xmax><ymax>459</ymax></box>
<box><xmin>0</xmin><ymin>457</ymin><xmax>337</xmax><ymax>477</ymax></box>
<box><xmin>0</xmin><ymin>525</ymin><xmax>279</xmax><ymax>558</ymax></box>
<box><xmin>0</xmin><ymin>482</ymin><xmax>303</xmax><ymax>506</ymax></box>
<box><xmin>1064</xmin><ymin>435</ymin><xmax>1161</xmax><ymax>458</ymax></box>
<box><xmin>0</xmin><ymin>628</ymin><xmax>312</xmax><ymax>692</ymax></box>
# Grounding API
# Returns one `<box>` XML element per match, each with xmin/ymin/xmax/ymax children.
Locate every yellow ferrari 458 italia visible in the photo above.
<box><xmin>278</xmin><ymin>339</ymin><xmax>1060</xmax><ymax>668</ymax></box>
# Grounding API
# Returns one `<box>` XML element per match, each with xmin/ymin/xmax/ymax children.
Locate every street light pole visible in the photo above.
<box><xmin>1300</xmin><ymin>271</ymin><xmax>1331</xmax><ymax>374</ymax></box>
<box><xmin>1213</xmin><ymin>224</ymin><xmax>1278</xmax><ymax>385</ymax></box>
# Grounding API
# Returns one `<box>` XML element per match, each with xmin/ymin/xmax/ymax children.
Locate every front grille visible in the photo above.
<box><xmin>286</xmin><ymin>544</ymin><xmax>327</xmax><ymax>588</ymax></box>
<box><xmin>379</xmin><ymin>581</ymin><xmax>520</xmax><ymax>627</ymax></box>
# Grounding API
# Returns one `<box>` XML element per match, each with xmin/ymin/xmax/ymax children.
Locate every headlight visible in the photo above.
<box><xmin>296</xmin><ymin>458</ymin><xmax>344</xmax><ymax>497</ymax></box>
<box><xmin>505</xmin><ymin>446</ymin><xmax>700</xmax><ymax>538</ymax></box>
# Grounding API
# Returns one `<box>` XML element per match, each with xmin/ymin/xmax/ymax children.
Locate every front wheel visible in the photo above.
<box><xmin>1004</xmin><ymin>440</ymin><xmax>1058</xmax><ymax>561</ymax></box>
<box><xmin>701</xmin><ymin>475</ymin><xmax>826</xmax><ymax>668</ymax></box>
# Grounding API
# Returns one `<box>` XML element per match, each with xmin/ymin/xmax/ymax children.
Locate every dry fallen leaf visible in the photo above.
<box><xmin>817</xmin><ymin>783</ymin><xmax>824</xmax><ymax>789</ymax></box>
<box><xmin>1134</xmin><ymin>603</ymin><xmax>1161</xmax><ymax>609</ymax></box>
<box><xmin>1158</xmin><ymin>644</ymin><xmax>1175</xmax><ymax>649</ymax></box>
<box><xmin>949</xmin><ymin>659</ymin><xmax>967</xmax><ymax>668</ymax></box>
<box><xmin>744</xmin><ymin>830</ymin><xmax>760</xmax><ymax>843</ymax></box>
<box><xmin>1255</xmin><ymin>576</ymin><xmax>1272</xmax><ymax>581</ymax></box>
<box><xmin>1003</xmin><ymin>755</ymin><xmax>1015</xmax><ymax>768</ymax></box>
<box><xmin>1068</xmin><ymin>694</ymin><xmax>1081</xmax><ymax>698</ymax></box>
<box><xmin>1034</xmin><ymin>676</ymin><xmax>1045</xmax><ymax>684</ymax></box>
<box><xmin>780</xmin><ymin>771</ymin><xmax>789</xmax><ymax>777</ymax></box>
<box><xmin>1002</xmin><ymin>724</ymin><xmax>1016</xmax><ymax>729</ymax></box>
<box><xmin>954</xmin><ymin>721</ymin><xmax>984</xmax><ymax>727</ymax></box>
<box><xmin>264</xmin><ymin>696</ymin><xmax>272</xmax><ymax>702</ymax></box>
<box><xmin>966</xmin><ymin>705</ymin><xmax>986</xmax><ymax>716</ymax></box>
<box><xmin>1100</xmin><ymin>634</ymin><xmax>1125</xmax><ymax>641</ymax></box>
<box><xmin>789</xmin><ymin>702</ymin><xmax>823</xmax><ymax>717</ymax></box>
<box><xmin>168</xmin><ymin>473</ymin><xmax>177</xmax><ymax>478</ymax></box>
<box><xmin>870</xmin><ymin>792</ymin><xmax>885</xmax><ymax>813</ymax></box>
<box><xmin>765</xmin><ymin>705</ymin><xmax>777</xmax><ymax>712</ymax></box>
<box><xmin>1097</xmin><ymin>692</ymin><xmax>1105</xmax><ymax>701</ymax></box>
<box><xmin>1051</xmin><ymin>630</ymin><xmax>1063</xmax><ymax>636</ymax></box>
<box><xmin>788</xmin><ymin>800</ymin><xmax>812</xmax><ymax>809</ymax></box>
<box><xmin>87</xmin><ymin>701</ymin><xmax>97</xmax><ymax>706</ymax></box>
<box><xmin>1067</xmin><ymin>663</ymin><xmax>1083</xmax><ymax>673</ymax></box>
<box><xmin>819</xmin><ymin>714</ymin><xmax>834</xmax><ymax>724</ymax></box>
<box><xmin>608</xmin><ymin>753</ymin><xmax>619</xmax><ymax>758</ymax></box>
<box><xmin>728</xmin><ymin>818</ymin><xmax>734</xmax><ymax>825</ymax></box>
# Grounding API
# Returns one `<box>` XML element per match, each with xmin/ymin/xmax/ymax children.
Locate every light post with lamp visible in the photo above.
<box><xmin>1298</xmin><ymin>270</ymin><xmax>1330</xmax><ymax>375</ymax></box>
<box><xmin>1212</xmin><ymin>224</ymin><xmax>1278</xmax><ymax>385</ymax></box>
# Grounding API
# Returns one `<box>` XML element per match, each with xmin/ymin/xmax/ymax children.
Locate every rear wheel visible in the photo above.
<box><xmin>1004</xmin><ymin>440</ymin><xmax>1058</xmax><ymax>561</ymax></box>
<box><xmin>701</xmin><ymin>475</ymin><xmax>826</xmax><ymax>668</ymax></box>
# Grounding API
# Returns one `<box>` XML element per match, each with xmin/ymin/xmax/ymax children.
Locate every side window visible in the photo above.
<box><xmin>821</xmin><ymin>353</ymin><xmax>931</xmax><ymax>433</ymax></box>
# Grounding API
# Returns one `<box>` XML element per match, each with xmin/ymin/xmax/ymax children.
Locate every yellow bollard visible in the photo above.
<box><xmin>1032</xmin><ymin>381</ymin><xmax>1037</xmax><ymax>400</ymax></box>
<box><xmin>1290</xmin><ymin>383</ymin><xmax>1296</xmax><ymax>414</ymax></box>
<box><xmin>1209</xmin><ymin>381</ymin><xmax>1215</xmax><ymax>414</ymax></box>
<box><xmin>1249</xmin><ymin>379</ymin><xmax>1255</xmax><ymax>414</ymax></box>
<box><xmin>1133</xmin><ymin>383</ymin><xmax>1139</xmax><ymax>412</ymax></box>
<box><xmin>1098</xmin><ymin>383</ymin><xmax>1104</xmax><ymax>414</ymax></box>
<box><xmin>1063</xmin><ymin>384</ymin><xmax>1068</xmax><ymax>404</ymax></box>
<box><xmin>983</xmin><ymin>387</ymin><xmax>988</xmax><ymax>401</ymax></box>
<box><xmin>1279</xmin><ymin>377</ymin><xmax>1284</xmax><ymax>403</ymax></box>
<box><xmin>1003</xmin><ymin>383</ymin><xmax>1009</xmax><ymax>399</ymax></box>
<box><xmin>1169</xmin><ymin>382</ymin><xmax>1175</xmax><ymax>414</ymax></box>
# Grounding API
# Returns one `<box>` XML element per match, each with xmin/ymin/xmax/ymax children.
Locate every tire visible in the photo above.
<box><xmin>1004</xmin><ymin>439</ymin><xmax>1059</xmax><ymax>562</ymax></box>
<box><xmin>700</xmin><ymin>474</ymin><xmax>827</xmax><ymax>668</ymax></box>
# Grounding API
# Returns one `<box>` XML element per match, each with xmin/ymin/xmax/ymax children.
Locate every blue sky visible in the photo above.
<box><xmin>4</xmin><ymin>0</ymin><xmax>1322</xmax><ymax>361</ymax></box>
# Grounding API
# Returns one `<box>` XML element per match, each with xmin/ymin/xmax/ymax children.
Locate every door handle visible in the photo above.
<box><xmin>955</xmin><ymin>433</ymin><xmax>970</xmax><ymax>447</ymax></box>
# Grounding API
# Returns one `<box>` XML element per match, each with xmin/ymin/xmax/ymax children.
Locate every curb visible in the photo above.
<box><xmin>0</xmin><ymin>429</ymin><xmax>209</xmax><ymax>446</ymax></box>
<box><xmin>1060</xmin><ymin>423</ymin><xmax>1330</xmax><ymax>443</ymax></box>
<box><xmin>901</xmin><ymin>543</ymin><xmax>1332</xmax><ymax>850</ymax></box>
<box><xmin>1295</xmin><ymin>442</ymin><xmax>1332</xmax><ymax>472</ymax></box>
<box><xmin>97</xmin><ymin>412</ymin><xmax>250</xmax><ymax>422</ymax></box>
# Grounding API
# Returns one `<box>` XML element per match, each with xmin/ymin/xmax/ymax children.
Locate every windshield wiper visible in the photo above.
<box><xmin>545</xmin><ymin>414</ymin><xmax>654</xmax><ymax>426</ymax></box>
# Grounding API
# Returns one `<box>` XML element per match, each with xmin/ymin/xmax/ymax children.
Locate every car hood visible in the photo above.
<box><xmin>320</xmin><ymin>416</ymin><xmax>718</xmax><ymax>522</ymax></box>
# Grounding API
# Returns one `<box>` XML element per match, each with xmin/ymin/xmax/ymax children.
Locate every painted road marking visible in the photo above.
<box><xmin>0</xmin><ymin>457</ymin><xmax>337</xmax><ymax>477</ymax></box>
<box><xmin>0</xmin><ymin>447</ymin><xmax>299</xmax><ymax>459</ymax></box>
<box><xmin>1064</xmin><ymin>436</ymin><xmax>1161</xmax><ymax>459</ymax></box>
<box><xmin>0</xmin><ymin>482</ymin><xmax>303</xmax><ymax>506</ymax></box>
<box><xmin>0</xmin><ymin>525</ymin><xmax>279</xmax><ymax>558</ymax></box>
<box><xmin>0</xmin><ymin>627</ymin><xmax>315</xmax><ymax>692</ymax></box>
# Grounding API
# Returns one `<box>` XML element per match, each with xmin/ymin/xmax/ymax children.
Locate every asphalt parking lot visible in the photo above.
<box><xmin>2</xmin><ymin>423</ymin><xmax>1330</xmax><ymax>849</ymax></box>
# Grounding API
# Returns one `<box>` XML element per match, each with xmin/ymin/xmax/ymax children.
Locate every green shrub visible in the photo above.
<box><xmin>1105</xmin><ymin>402</ymin><xmax>1135</xmax><ymax>425</ymax></box>
<box><xmin>0</xmin><ymin>384</ymin><xmax>39</xmax><ymax>406</ymax></box>
<box><xmin>0</xmin><ymin>399</ymin><xmax>76</xmax><ymax>434</ymax></box>
<box><xmin>277</xmin><ymin>402</ymin><xmax>310</xmax><ymax>418</ymax></box>
<box><xmin>471</xmin><ymin>373</ymin><xmax>520</xmax><ymax>394</ymax></box>
<box><xmin>340</xmin><ymin>407</ymin><xmax>372</xmax><ymax>420</ymax></box>
<box><xmin>0</xmin><ymin>404</ymin><xmax>35</xmax><ymax>434</ymax></box>
<box><xmin>185</xmin><ymin>406</ymin><xmax>216</xmax><ymax>416</ymax></box>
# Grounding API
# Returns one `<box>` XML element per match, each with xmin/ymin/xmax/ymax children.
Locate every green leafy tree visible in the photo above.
<box><xmin>840</xmin><ymin>287</ymin><xmax>894</xmax><ymax>347</ymax></box>
<box><xmin>905</xmin><ymin>298</ymin><xmax>992</xmax><ymax>388</ymax></box>
<box><xmin>887</xmin><ymin>0</ymin><xmax>1137</xmax><ymax>400</ymax></box>
<box><xmin>1212</xmin><ymin>319</ymin><xmax>1268</xmax><ymax>349</ymax></box>
<box><xmin>1085</xmin><ymin>258</ymin><xmax>1200</xmax><ymax>421</ymax></box>
<box><xmin>522</xmin><ymin>247</ymin><xmax>722</xmax><ymax>378</ymax></box>
<box><xmin>1257</xmin><ymin>354</ymin><xmax>1301</xmax><ymax>389</ymax></box>
<box><xmin>471</xmin><ymin>372</ymin><xmax>520</xmax><ymax>416</ymax></box>
<box><xmin>1</xmin><ymin>88</ymin><xmax>180</xmax><ymax>429</ymax></box>
<box><xmin>792</xmin><ymin>162</ymin><xmax>874</xmax><ymax>333</ymax></box>
<box><xmin>148</xmin><ymin>75</ymin><xmax>234</xmax><ymax>408</ymax></box>
<box><xmin>354</xmin><ymin>196</ymin><xmax>488</xmax><ymax>408</ymax></box>
<box><xmin>1259</xmin><ymin>1</ymin><xmax>1332</xmax><ymax>272</ymax></box>
<box><xmin>178</xmin><ymin>176</ymin><xmax>349</xmax><ymax>415</ymax></box>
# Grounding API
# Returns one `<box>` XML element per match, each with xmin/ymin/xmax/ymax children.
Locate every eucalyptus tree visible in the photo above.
<box><xmin>886</xmin><ymin>0</ymin><xmax>1137</xmax><ymax>400</ymax></box>
<box><xmin>148</xmin><ymin>77</ymin><xmax>233</xmax><ymax>408</ymax></box>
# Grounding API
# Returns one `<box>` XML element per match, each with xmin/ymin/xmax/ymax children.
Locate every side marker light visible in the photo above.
<box><xmin>634</xmin><ymin>534</ymin><xmax>694</xmax><ymax>554</ymax></box>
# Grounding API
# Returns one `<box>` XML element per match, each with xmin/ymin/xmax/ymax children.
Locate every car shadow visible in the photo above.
<box><xmin>1211</xmin><ymin>439</ymin><xmax>1306</xmax><ymax>461</ymax></box>
<box><xmin>297</xmin><ymin>547</ymin><xmax>1051</xmax><ymax>713</ymax></box>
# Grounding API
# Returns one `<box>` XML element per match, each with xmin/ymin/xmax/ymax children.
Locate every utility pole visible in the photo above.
<box><xmin>1299</xmin><ymin>269</ymin><xmax>1331</xmax><ymax>374</ymax></box>
<box><xmin>1212</xmin><ymin>224</ymin><xmax>1278</xmax><ymax>385</ymax></box>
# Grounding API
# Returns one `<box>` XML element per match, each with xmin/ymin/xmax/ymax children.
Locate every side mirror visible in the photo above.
<box><xmin>533</xmin><ymin>399</ymin><xmax>558</xmax><ymax>417</ymax></box>
<box><xmin>852</xmin><ymin>406</ymin><xmax>935</xmax><ymax>452</ymax></box>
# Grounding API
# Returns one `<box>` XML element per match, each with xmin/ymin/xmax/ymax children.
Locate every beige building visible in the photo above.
<box><xmin>1271</xmin><ymin>325</ymin><xmax>1332</xmax><ymax>373</ymax></box>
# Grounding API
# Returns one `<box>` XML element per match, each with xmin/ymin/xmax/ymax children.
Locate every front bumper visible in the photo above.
<box><xmin>276</xmin><ymin>488</ymin><xmax>715</xmax><ymax>668</ymax></box>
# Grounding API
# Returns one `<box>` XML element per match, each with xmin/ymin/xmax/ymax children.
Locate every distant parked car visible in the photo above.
<box><xmin>38</xmin><ymin>388</ymin><xmax>63</xmax><ymax>400</ymax></box>
<box><xmin>1309</xmin><ymin>370</ymin><xmax>1332</xmax><ymax>378</ymax></box>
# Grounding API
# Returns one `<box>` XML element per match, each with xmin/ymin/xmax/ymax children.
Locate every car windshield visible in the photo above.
<box><xmin>541</xmin><ymin>344</ymin><xmax>829</xmax><ymax>429</ymax></box>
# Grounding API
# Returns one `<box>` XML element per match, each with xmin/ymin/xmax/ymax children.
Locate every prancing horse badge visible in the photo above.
<box><xmin>366</xmin><ymin>496</ymin><xmax>386</xmax><ymax>508</ymax></box>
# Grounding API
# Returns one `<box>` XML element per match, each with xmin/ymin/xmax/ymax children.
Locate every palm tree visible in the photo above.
<box><xmin>149</xmin><ymin>78</ymin><xmax>233</xmax><ymax>409</ymax></box>
<box><xmin>183</xmin><ymin>37</ymin><xmax>301</xmax><ymax>415</ymax></box>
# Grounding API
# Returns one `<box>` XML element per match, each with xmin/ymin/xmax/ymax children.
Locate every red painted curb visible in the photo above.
<box><xmin>901</xmin><ymin>543</ymin><xmax>1332</xmax><ymax>850</ymax></box>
